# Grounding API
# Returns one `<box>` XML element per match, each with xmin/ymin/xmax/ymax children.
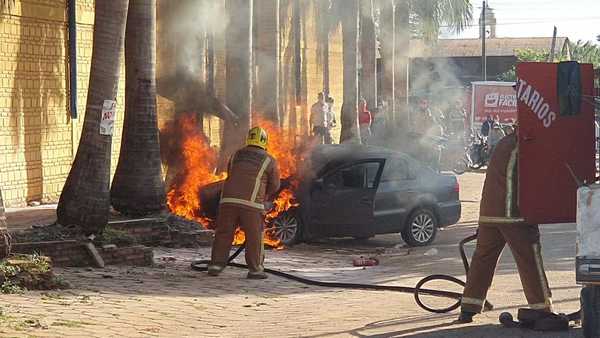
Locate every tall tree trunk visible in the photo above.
<box><xmin>111</xmin><ymin>0</ymin><xmax>165</xmax><ymax>216</ymax></box>
<box><xmin>0</xmin><ymin>188</ymin><xmax>10</xmax><ymax>259</ymax></box>
<box><xmin>57</xmin><ymin>0</ymin><xmax>129</xmax><ymax>235</ymax></box>
<box><xmin>360</xmin><ymin>0</ymin><xmax>377</xmax><ymax>111</ymax></box>
<box><xmin>378</xmin><ymin>0</ymin><xmax>394</xmax><ymax>122</ymax></box>
<box><xmin>394</xmin><ymin>0</ymin><xmax>410</xmax><ymax>127</ymax></box>
<box><xmin>255</xmin><ymin>0</ymin><xmax>280</xmax><ymax>124</ymax></box>
<box><xmin>319</xmin><ymin>0</ymin><xmax>330</xmax><ymax>95</ymax></box>
<box><xmin>218</xmin><ymin>0</ymin><xmax>253</xmax><ymax>171</ymax></box>
<box><xmin>340</xmin><ymin>0</ymin><xmax>361</xmax><ymax>144</ymax></box>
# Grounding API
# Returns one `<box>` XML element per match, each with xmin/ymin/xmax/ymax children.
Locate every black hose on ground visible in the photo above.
<box><xmin>191</xmin><ymin>233</ymin><xmax>494</xmax><ymax>314</ymax></box>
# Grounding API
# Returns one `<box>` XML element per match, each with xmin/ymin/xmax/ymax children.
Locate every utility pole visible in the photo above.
<box><xmin>549</xmin><ymin>26</ymin><xmax>557</xmax><ymax>62</ymax></box>
<box><xmin>481</xmin><ymin>1</ymin><xmax>487</xmax><ymax>81</ymax></box>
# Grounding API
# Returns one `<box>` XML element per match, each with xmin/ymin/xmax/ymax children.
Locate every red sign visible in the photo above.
<box><xmin>471</xmin><ymin>82</ymin><xmax>518</xmax><ymax>125</ymax></box>
<box><xmin>517</xmin><ymin>62</ymin><xmax>596</xmax><ymax>224</ymax></box>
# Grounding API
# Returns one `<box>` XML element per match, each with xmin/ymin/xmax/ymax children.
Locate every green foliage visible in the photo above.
<box><xmin>1</xmin><ymin>280</ymin><xmax>24</xmax><ymax>294</ymax></box>
<box><xmin>0</xmin><ymin>254</ymin><xmax>67</xmax><ymax>294</ymax></box>
<box><xmin>96</xmin><ymin>227</ymin><xmax>137</xmax><ymax>247</ymax></box>
<box><xmin>409</xmin><ymin>0</ymin><xmax>473</xmax><ymax>41</ymax></box>
<box><xmin>498</xmin><ymin>42</ymin><xmax>600</xmax><ymax>81</ymax></box>
<box><xmin>0</xmin><ymin>261</ymin><xmax>19</xmax><ymax>277</ymax></box>
<box><xmin>569</xmin><ymin>40</ymin><xmax>600</xmax><ymax>68</ymax></box>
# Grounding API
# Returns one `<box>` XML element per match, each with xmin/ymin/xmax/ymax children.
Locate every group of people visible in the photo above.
<box><xmin>480</xmin><ymin>115</ymin><xmax>516</xmax><ymax>156</ymax></box>
<box><xmin>310</xmin><ymin>92</ymin><xmax>337</xmax><ymax>145</ymax></box>
<box><xmin>310</xmin><ymin>92</ymin><xmax>375</xmax><ymax>145</ymax></box>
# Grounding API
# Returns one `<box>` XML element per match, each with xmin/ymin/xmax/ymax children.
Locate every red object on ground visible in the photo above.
<box><xmin>517</xmin><ymin>62</ymin><xmax>596</xmax><ymax>224</ymax></box>
<box><xmin>353</xmin><ymin>257</ymin><xmax>379</xmax><ymax>267</ymax></box>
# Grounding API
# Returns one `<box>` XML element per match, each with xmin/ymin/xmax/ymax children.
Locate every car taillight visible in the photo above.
<box><xmin>454</xmin><ymin>181</ymin><xmax>460</xmax><ymax>193</ymax></box>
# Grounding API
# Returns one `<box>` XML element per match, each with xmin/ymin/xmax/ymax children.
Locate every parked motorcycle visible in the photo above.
<box><xmin>465</xmin><ymin>133</ymin><xmax>489</xmax><ymax>170</ymax></box>
<box><xmin>435</xmin><ymin>134</ymin><xmax>471</xmax><ymax>175</ymax></box>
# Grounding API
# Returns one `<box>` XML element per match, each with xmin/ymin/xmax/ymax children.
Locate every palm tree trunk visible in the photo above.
<box><xmin>0</xmin><ymin>188</ymin><xmax>10</xmax><ymax>259</ymax></box>
<box><xmin>360</xmin><ymin>0</ymin><xmax>377</xmax><ymax>111</ymax></box>
<box><xmin>318</xmin><ymin>0</ymin><xmax>330</xmax><ymax>95</ymax></box>
<box><xmin>394</xmin><ymin>0</ymin><xmax>410</xmax><ymax>127</ymax></box>
<box><xmin>111</xmin><ymin>0</ymin><xmax>165</xmax><ymax>216</ymax></box>
<box><xmin>57</xmin><ymin>0</ymin><xmax>129</xmax><ymax>235</ymax></box>
<box><xmin>378</xmin><ymin>0</ymin><xmax>394</xmax><ymax>122</ymax></box>
<box><xmin>340</xmin><ymin>0</ymin><xmax>361</xmax><ymax>144</ymax></box>
<box><xmin>254</xmin><ymin>0</ymin><xmax>280</xmax><ymax>124</ymax></box>
<box><xmin>218</xmin><ymin>0</ymin><xmax>253</xmax><ymax>171</ymax></box>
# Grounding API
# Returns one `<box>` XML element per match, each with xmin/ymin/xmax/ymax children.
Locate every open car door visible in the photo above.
<box><xmin>308</xmin><ymin>159</ymin><xmax>385</xmax><ymax>238</ymax></box>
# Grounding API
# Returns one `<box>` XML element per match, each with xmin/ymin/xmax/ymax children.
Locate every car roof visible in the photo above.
<box><xmin>308</xmin><ymin>144</ymin><xmax>415</xmax><ymax>173</ymax></box>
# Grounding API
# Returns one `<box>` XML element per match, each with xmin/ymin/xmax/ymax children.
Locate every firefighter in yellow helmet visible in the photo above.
<box><xmin>208</xmin><ymin>127</ymin><xmax>280</xmax><ymax>279</ymax></box>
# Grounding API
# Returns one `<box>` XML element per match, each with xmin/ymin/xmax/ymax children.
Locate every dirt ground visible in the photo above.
<box><xmin>0</xmin><ymin>172</ymin><xmax>585</xmax><ymax>337</ymax></box>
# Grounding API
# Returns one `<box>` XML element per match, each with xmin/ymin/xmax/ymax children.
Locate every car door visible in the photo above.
<box><xmin>309</xmin><ymin>159</ymin><xmax>385</xmax><ymax>238</ymax></box>
<box><xmin>373</xmin><ymin>157</ymin><xmax>419</xmax><ymax>233</ymax></box>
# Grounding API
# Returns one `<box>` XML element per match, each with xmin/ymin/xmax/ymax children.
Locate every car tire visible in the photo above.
<box><xmin>401</xmin><ymin>208</ymin><xmax>438</xmax><ymax>247</ymax></box>
<box><xmin>271</xmin><ymin>210</ymin><xmax>301</xmax><ymax>246</ymax></box>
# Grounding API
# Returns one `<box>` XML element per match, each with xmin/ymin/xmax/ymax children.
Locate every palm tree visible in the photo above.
<box><xmin>57</xmin><ymin>0</ymin><xmax>129</xmax><ymax>235</ymax></box>
<box><xmin>218</xmin><ymin>0</ymin><xmax>253</xmax><ymax>171</ymax></box>
<box><xmin>111</xmin><ymin>0</ymin><xmax>165</xmax><ymax>216</ymax></box>
<box><xmin>339</xmin><ymin>0</ymin><xmax>361</xmax><ymax>143</ymax></box>
<box><xmin>0</xmin><ymin>188</ymin><xmax>10</xmax><ymax>259</ymax></box>
<box><xmin>254</xmin><ymin>0</ymin><xmax>281</xmax><ymax>124</ymax></box>
<box><xmin>377</xmin><ymin>0</ymin><xmax>395</xmax><ymax>121</ymax></box>
<box><xmin>393</xmin><ymin>0</ymin><xmax>472</xmax><ymax>123</ymax></box>
<box><xmin>409</xmin><ymin>0</ymin><xmax>472</xmax><ymax>42</ymax></box>
<box><xmin>360</xmin><ymin>0</ymin><xmax>377</xmax><ymax>111</ymax></box>
<box><xmin>394</xmin><ymin>0</ymin><xmax>410</xmax><ymax>123</ymax></box>
<box><xmin>568</xmin><ymin>40</ymin><xmax>600</xmax><ymax>67</ymax></box>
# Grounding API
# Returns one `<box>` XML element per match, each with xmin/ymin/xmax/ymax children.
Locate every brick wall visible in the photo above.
<box><xmin>0</xmin><ymin>0</ymin><xmax>126</xmax><ymax>207</ymax></box>
<box><xmin>11</xmin><ymin>240</ymin><xmax>154</xmax><ymax>267</ymax></box>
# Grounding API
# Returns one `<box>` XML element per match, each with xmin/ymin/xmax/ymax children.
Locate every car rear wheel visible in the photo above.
<box><xmin>271</xmin><ymin>211</ymin><xmax>301</xmax><ymax>246</ymax></box>
<box><xmin>401</xmin><ymin>208</ymin><xmax>438</xmax><ymax>247</ymax></box>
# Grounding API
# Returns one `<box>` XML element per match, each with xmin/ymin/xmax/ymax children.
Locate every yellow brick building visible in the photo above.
<box><xmin>1</xmin><ymin>0</ymin><xmax>343</xmax><ymax>207</ymax></box>
<box><xmin>0</xmin><ymin>0</ymin><xmax>125</xmax><ymax>207</ymax></box>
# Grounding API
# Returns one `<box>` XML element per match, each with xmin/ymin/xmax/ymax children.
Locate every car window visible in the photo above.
<box><xmin>325</xmin><ymin>162</ymin><xmax>380</xmax><ymax>189</ymax></box>
<box><xmin>381</xmin><ymin>158</ymin><xmax>409</xmax><ymax>182</ymax></box>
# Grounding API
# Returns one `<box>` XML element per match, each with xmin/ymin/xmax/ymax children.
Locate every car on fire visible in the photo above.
<box><xmin>199</xmin><ymin>144</ymin><xmax>461</xmax><ymax>247</ymax></box>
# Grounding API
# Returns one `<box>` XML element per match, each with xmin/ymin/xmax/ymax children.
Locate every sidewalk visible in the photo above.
<box><xmin>0</xmin><ymin>173</ymin><xmax>584</xmax><ymax>337</ymax></box>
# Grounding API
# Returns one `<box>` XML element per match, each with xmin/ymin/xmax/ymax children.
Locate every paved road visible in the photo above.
<box><xmin>0</xmin><ymin>173</ymin><xmax>585</xmax><ymax>337</ymax></box>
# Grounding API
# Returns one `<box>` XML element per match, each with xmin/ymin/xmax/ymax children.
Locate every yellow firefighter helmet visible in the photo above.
<box><xmin>246</xmin><ymin>127</ymin><xmax>269</xmax><ymax>149</ymax></box>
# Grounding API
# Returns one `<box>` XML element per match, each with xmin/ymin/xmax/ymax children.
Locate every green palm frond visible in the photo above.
<box><xmin>569</xmin><ymin>40</ymin><xmax>600</xmax><ymax>67</ymax></box>
<box><xmin>409</xmin><ymin>0</ymin><xmax>472</xmax><ymax>42</ymax></box>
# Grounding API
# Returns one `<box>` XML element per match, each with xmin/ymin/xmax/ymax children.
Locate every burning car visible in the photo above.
<box><xmin>199</xmin><ymin>144</ymin><xmax>461</xmax><ymax>247</ymax></box>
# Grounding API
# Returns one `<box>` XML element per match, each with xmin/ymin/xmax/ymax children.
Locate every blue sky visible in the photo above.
<box><xmin>441</xmin><ymin>0</ymin><xmax>600</xmax><ymax>43</ymax></box>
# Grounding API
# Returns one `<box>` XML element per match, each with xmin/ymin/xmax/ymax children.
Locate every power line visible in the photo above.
<box><xmin>437</xmin><ymin>17</ymin><xmax>600</xmax><ymax>29</ymax></box>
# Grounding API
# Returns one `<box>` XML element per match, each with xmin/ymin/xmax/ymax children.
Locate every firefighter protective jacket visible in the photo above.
<box><xmin>220</xmin><ymin>146</ymin><xmax>280</xmax><ymax>211</ymax></box>
<box><xmin>479</xmin><ymin>133</ymin><xmax>526</xmax><ymax>225</ymax></box>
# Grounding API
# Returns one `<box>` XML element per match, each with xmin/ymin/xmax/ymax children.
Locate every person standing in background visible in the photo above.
<box><xmin>324</xmin><ymin>96</ymin><xmax>337</xmax><ymax>144</ymax></box>
<box><xmin>358</xmin><ymin>99</ymin><xmax>372</xmax><ymax>145</ymax></box>
<box><xmin>310</xmin><ymin>92</ymin><xmax>327</xmax><ymax>144</ymax></box>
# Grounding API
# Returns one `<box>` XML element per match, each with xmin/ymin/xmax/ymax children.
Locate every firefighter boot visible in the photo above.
<box><xmin>247</xmin><ymin>271</ymin><xmax>268</xmax><ymax>280</ymax></box>
<box><xmin>455</xmin><ymin>311</ymin><xmax>477</xmax><ymax>324</ymax></box>
<box><xmin>207</xmin><ymin>264</ymin><xmax>225</xmax><ymax>276</ymax></box>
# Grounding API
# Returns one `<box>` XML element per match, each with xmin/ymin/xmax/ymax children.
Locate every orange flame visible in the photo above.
<box><xmin>165</xmin><ymin>113</ymin><xmax>311</xmax><ymax>249</ymax></box>
<box><xmin>165</xmin><ymin>113</ymin><xmax>226</xmax><ymax>227</ymax></box>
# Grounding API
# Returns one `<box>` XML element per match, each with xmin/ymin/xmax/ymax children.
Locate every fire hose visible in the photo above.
<box><xmin>191</xmin><ymin>233</ymin><xmax>494</xmax><ymax>314</ymax></box>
